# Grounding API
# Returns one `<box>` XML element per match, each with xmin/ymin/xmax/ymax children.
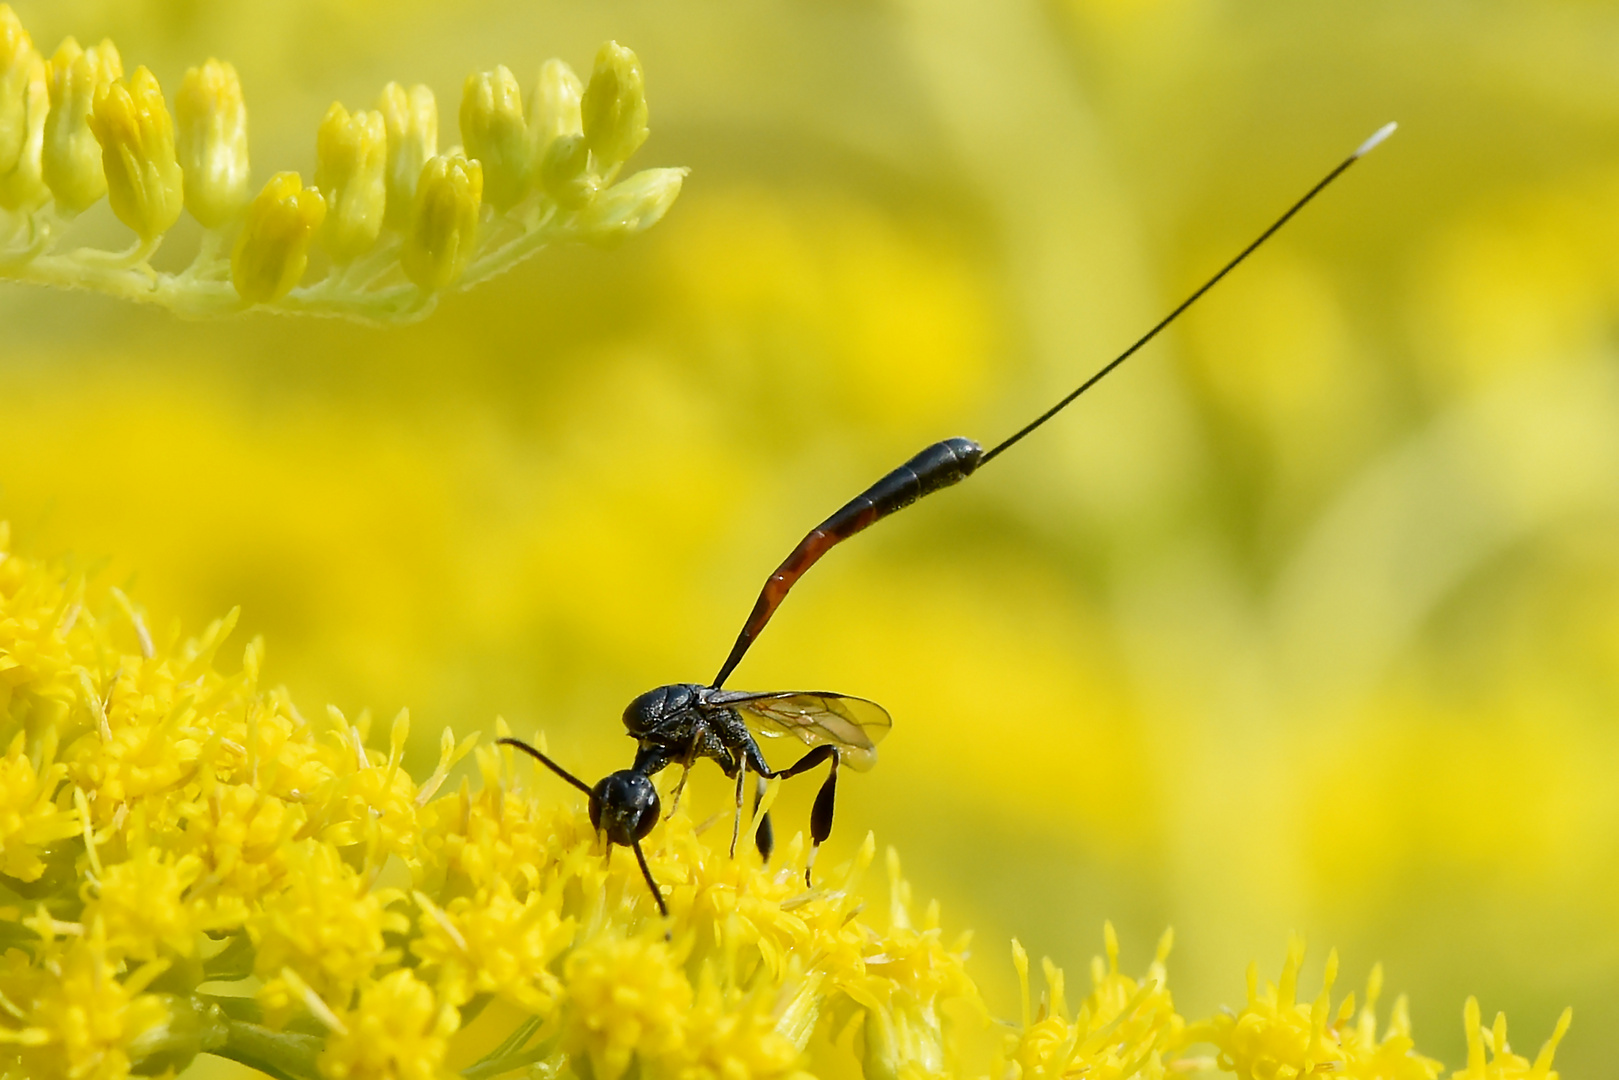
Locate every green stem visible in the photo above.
<box><xmin>461</xmin><ymin>1037</ymin><xmax>557</xmax><ymax>1080</ymax></box>
<box><xmin>214</xmin><ymin>1019</ymin><xmax>326</xmax><ymax>1080</ymax></box>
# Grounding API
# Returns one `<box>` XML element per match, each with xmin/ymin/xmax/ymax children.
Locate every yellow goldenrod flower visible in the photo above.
<box><xmin>317</xmin><ymin>968</ymin><xmax>459</xmax><ymax>1080</ymax></box>
<box><xmin>40</xmin><ymin>36</ymin><xmax>121</xmax><ymax>215</ymax></box>
<box><xmin>1005</xmin><ymin>923</ymin><xmax>1183</xmax><ymax>1080</ymax></box>
<box><xmin>581</xmin><ymin>40</ymin><xmax>649</xmax><ymax>169</ymax></box>
<box><xmin>82</xmin><ymin>843</ymin><xmax>250</xmax><ymax>961</ymax></box>
<box><xmin>0</xmin><ymin>5</ymin><xmax>35</xmax><ymax>178</ymax></box>
<box><xmin>410</xmin><ymin>877</ymin><xmax>574</xmax><ymax>1011</ymax></box>
<box><xmin>0</xmin><ymin>928</ymin><xmax>172</xmax><ymax>1080</ymax></box>
<box><xmin>579</xmin><ymin>164</ymin><xmax>687</xmax><ymax>244</ymax></box>
<box><xmin>251</xmin><ymin>839</ymin><xmax>408</xmax><ymax>1018</ymax></box>
<box><xmin>376</xmin><ymin>80</ymin><xmax>437</xmax><ymax>229</ymax></box>
<box><xmin>0</xmin><ymin>733</ymin><xmax>80</xmax><ymax>882</ymax></box>
<box><xmin>460</xmin><ymin>64</ymin><xmax>528</xmax><ymax>211</ymax></box>
<box><xmin>173</xmin><ymin>58</ymin><xmax>249</xmax><ymax>229</ymax></box>
<box><xmin>1451</xmin><ymin>996</ymin><xmax>1572</xmax><ymax>1080</ymax></box>
<box><xmin>314</xmin><ymin>101</ymin><xmax>387</xmax><ymax>262</ymax></box>
<box><xmin>528</xmin><ymin>57</ymin><xmax>583</xmax><ymax>177</ymax></box>
<box><xmin>88</xmin><ymin>65</ymin><xmax>185</xmax><ymax>241</ymax></box>
<box><xmin>400</xmin><ymin>151</ymin><xmax>481</xmax><ymax>292</ymax></box>
<box><xmin>1188</xmin><ymin>935</ymin><xmax>1453</xmax><ymax>1080</ymax></box>
<box><xmin>538</xmin><ymin>128</ymin><xmax>597</xmax><ymax>209</ymax></box>
<box><xmin>0</xmin><ymin>35</ymin><xmax>46</xmax><ymax>212</ymax></box>
<box><xmin>231</xmin><ymin>170</ymin><xmax>325</xmax><ymax>303</ymax></box>
<box><xmin>0</xmin><ymin>527</ymin><xmax>1577</xmax><ymax>1080</ymax></box>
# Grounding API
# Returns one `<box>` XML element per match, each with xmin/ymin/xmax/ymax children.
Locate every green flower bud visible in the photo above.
<box><xmin>459</xmin><ymin>64</ymin><xmax>527</xmax><ymax>211</ymax></box>
<box><xmin>42</xmin><ymin>36</ymin><xmax>121</xmax><ymax>215</ymax></box>
<box><xmin>401</xmin><ymin>151</ymin><xmax>481</xmax><ymax>292</ymax></box>
<box><xmin>0</xmin><ymin>4</ymin><xmax>36</xmax><ymax>177</ymax></box>
<box><xmin>0</xmin><ymin>15</ymin><xmax>47</xmax><ymax>212</ymax></box>
<box><xmin>580</xmin><ymin>167</ymin><xmax>685</xmax><ymax>244</ymax></box>
<box><xmin>580</xmin><ymin>41</ymin><xmax>647</xmax><ymax>168</ymax></box>
<box><xmin>89</xmin><ymin>66</ymin><xmax>184</xmax><ymax>240</ymax></box>
<box><xmin>526</xmin><ymin>58</ymin><xmax>581</xmax><ymax>185</ymax></box>
<box><xmin>231</xmin><ymin>171</ymin><xmax>325</xmax><ymax>304</ymax></box>
<box><xmin>174</xmin><ymin>59</ymin><xmax>249</xmax><ymax>229</ymax></box>
<box><xmin>376</xmin><ymin>81</ymin><xmax>436</xmax><ymax>229</ymax></box>
<box><xmin>538</xmin><ymin>131</ymin><xmax>595</xmax><ymax>210</ymax></box>
<box><xmin>314</xmin><ymin>101</ymin><xmax>386</xmax><ymax>261</ymax></box>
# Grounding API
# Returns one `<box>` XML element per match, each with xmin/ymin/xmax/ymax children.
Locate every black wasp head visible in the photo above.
<box><xmin>621</xmin><ymin>683</ymin><xmax>699</xmax><ymax>737</ymax></box>
<box><xmin>589</xmin><ymin>769</ymin><xmax>660</xmax><ymax>846</ymax></box>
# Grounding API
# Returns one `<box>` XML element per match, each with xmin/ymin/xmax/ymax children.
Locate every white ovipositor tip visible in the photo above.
<box><xmin>1355</xmin><ymin>121</ymin><xmax>1398</xmax><ymax>159</ymax></box>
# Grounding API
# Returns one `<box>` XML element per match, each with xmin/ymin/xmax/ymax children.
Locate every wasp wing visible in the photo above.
<box><xmin>706</xmin><ymin>690</ymin><xmax>891</xmax><ymax>772</ymax></box>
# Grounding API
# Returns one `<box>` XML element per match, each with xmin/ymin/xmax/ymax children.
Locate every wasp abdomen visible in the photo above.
<box><xmin>713</xmin><ymin>437</ymin><xmax>982</xmax><ymax>687</ymax></box>
<box><xmin>833</xmin><ymin>436</ymin><xmax>983</xmax><ymax>529</ymax></box>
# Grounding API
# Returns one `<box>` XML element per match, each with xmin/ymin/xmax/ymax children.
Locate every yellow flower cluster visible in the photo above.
<box><xmin>0</xmin><ymin>525</ymin><xmax>1575</xmax><ymax>1080</ymax></box>
<box><xmin>0</xmin><ymin>8</ymin><xmax>683</xmax><ymax>321</ymax></box>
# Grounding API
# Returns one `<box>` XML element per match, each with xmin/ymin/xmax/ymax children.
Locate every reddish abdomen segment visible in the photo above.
<box><xmin>712</xmin><ymin>436</ymin><xmax>983</xmax><ymax>687</ymax></box>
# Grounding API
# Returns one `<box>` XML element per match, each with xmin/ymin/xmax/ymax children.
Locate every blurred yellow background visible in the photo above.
<box><xmin>3</xmin><ymin>0</ymin><xmax>1616</xmax><ymax>1073</ymax></box>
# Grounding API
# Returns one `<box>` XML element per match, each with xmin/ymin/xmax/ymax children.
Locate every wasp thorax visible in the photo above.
<box><xmin>621</xmin><ymin>683</ymin><xmax>698</xmax><ymax>737</ymax></box>
<box><xmin>589</xmin><ymin>769</ymin><xmax>659</xmax><ymax>845</ymax></box>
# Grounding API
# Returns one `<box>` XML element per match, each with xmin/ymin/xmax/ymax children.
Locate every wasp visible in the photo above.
<box><xmin>502</xmin><ymin>123</ymin><xmax>1398</xmax><ymax>916</ymax></box>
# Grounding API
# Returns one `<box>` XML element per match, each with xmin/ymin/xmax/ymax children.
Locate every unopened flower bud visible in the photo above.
<box><xmin>376</xmin><ymin>81</ymin><xmax>436</xmax><ymax>228</ymax></box>
<box><xmin>459</xmin><ymin>65</ymin><xmax>526</xmax><ymax>211</ymax></box>
<box><xmin>580</xmin><ymin>167</ymin><xmax>685</xmax><ymax>244</ymax></box>
<box><xmin>0</xmin><ymin>5</ymin><xmax>36</xmax><ymax>176</ymax></box>
<box><xmin>400</xmin><ymin>152</ymin><xmax>481</xmax><ymax>292</ymax></box>
<box><xmin>231</xmin><ymin>171</ymin><xmax>325</xmax><ymax>304</ymax></box>
<box><xmin>0</xmin><ymin>10</ymin><xmax>47</xmax><ymax>212</ymax></box>
<box><xmin>89</xmin><ymin>66</ymin><xmax>184</xmax><ymax>240</ymax></box>
<box><xmin>580</xmin><ymin>41</ymin><xmax>647</xmax><ymax>168</ymax></box>
<box><xmin>314</xmin><ymin>101</ymin><xmax>385</xmax><ymax>261</ymax></box>
<box><xmin>174</xmin><ymin>59</ymin><xmax>249</xmax><ymax>228</ymax></box>
<box><xmin>538</xmin><ymin>131</ymin><xmax>595</xmax><ymax>210</ymax></box>
<box><xmin>526</xmin><ymin>58</ymin><xmax>582</xmax><ymax>178</ymax></box>
<box><xmin>42</xmin><ymin>36</ymin><xmax>121</xmax><ymax>214</ymax></box>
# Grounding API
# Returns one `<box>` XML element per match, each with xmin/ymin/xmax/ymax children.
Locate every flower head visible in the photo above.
<box><xmin>231</xmin><ymin>170</ymin><xmax>326</xmax><ymax>303</ymax></box>
<box><xmin>400</xmin><ymin>151</ymin><xmax>482</xmax><ymax>292</ymax></box>
<box><xmin>376</xmin><ymin>80</ymin><xmax>437</xmax><ymax>229</ymax></box>
<box><xmin>173</xmin><ymin>58</ymin><xmax>249</xmax><ymax>228</ymax></box>
<box><xmin>528</xmin><ymin>57</ymin><xmax>583</xmax><ymax>180</ymax></box>
<box><xmin>88</xmin><ymin>65</ymin><xmax>184</xmax><ymax>240</ymax></box>
<box><xmin>582</xmin><ymin>40</ymin><xmax>648</xmax><ymax>169</ymax></box>
<box><xmin>460</xmin><ymin>64</ymin><xmax>528</xmax><ymax>211</ymax></box>
<box><xmin>317</xmin><ymin>968</ymin><xmax>459</xmax><ymax>1080</ymax></box>
<box><xmin>1189</xmin><ymin>936</ymin><xmax>1447</xmax><ymax>1080</ymax></box>
<box><xmin>0</xmin><ymin>23</ymin><xmax>46</xmax><ymax>212</ymax></box>
<box><xmin>0</xmin><ymin>4</ymin><xmax>38</xmax><ymax>179</ymax></box>
<box><xmin>41</xmin><ymin>36</ymin><xmax>121</xmax><ymax>215</ymax></box>
<box><xmin>314</xmin><ymin>101</ymin><xmax>387</xmax><ymax>262</ymax></box>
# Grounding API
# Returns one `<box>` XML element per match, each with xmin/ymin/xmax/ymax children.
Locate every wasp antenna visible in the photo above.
<box><xmin>978</xmin><ymin>122</ymin><xmax>1398</xmax><ymax>467</ymax></box>
<box><xmin>497</xmin><ymin>736</ymin><xmax>595</xmax><ymax>797</ymax></box>
<box><xmin>631</xmin><ymin>836</ymin><xmax>670</xmax><ymax>918</ymax></box>
<box><xmin>1355</xmin><ymin>121</ymin><xmax>1398</xmax><ymax>159</ymax></box>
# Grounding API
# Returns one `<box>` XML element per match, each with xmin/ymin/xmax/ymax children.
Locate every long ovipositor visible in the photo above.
<box><xmin>712</xmin><ymin>436</ymin><xmax>982</xmax><ymax>687</ymax></box>
<box><xmin>709</xmin><ymin>121</ymin><xmax>1399</xmax><ymax>691</ymax></box>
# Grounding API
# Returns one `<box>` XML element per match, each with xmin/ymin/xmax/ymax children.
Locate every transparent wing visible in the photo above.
<box><xmin>706</xmin><ymin>690</ymin><xmax>892</xmax><ymax>772</ymax></box>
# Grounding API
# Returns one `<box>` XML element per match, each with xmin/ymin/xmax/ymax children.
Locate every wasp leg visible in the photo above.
<box><xmin>753</xmin><ymin>776</ymin><xmax>774</xmax><ymax>862</ymax></box>
<box><xmin>762</xmin><ymin>745</ymin><xmax>838</xmax><ymax>886</ymax></box>
<box><xmin>729</xmin><ymin>759</ymin><xmax>747</xmax><ymax>859</ymax></box>
<box><xmin>668</xmin><ymin>738</ymin><xmax>701</xmax><ymax>816</ymax></box>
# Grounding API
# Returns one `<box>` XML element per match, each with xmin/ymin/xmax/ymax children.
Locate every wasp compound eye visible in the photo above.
<box><xmin>591</xmin><ymin>769</ymin><xmax>660</xmax><ymax>845</ymax></box>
